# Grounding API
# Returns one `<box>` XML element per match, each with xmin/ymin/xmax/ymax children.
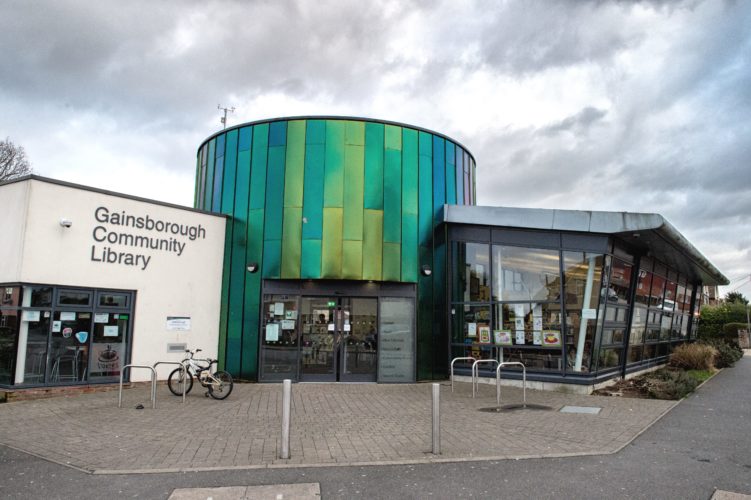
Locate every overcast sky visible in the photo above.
<box><xmin>1</xmin><ymin>0</ymin><xmax>749</xmax><ymax>298</ymax></box>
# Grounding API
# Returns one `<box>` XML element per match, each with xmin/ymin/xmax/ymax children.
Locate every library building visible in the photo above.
<box><xmin>0</xmin><ymin>116</ymin><xmax>728</xmax><ymax>393</ymax></box>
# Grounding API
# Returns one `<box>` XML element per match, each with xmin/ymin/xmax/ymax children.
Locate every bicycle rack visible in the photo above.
<box><xmin>153</xmin><ymin>361</ymin><xmax>187</xmax><ymax>404</ymax></box>
<box><xmin>495</xmin><ymin>362</ymin><xmax>526</xmax><ymax>407</ymax></box>
<box><xmin>472</xmin><ymin>359</ymin><xmax>500</xmax><ymax>398</ymax></box>
<box><xmin>450</xmin><ymin>357</ymin><xmax>476</xmax><ymax>393</ymax></box>
<box><xmin>118</xmin><ymin>364</ymin><xmax>157</xmax><ymax>409</ymax></box>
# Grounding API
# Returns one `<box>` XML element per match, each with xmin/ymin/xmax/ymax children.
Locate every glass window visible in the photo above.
<box><xmin>260</xmin><ymin>295</ymin><xmax>299</xmax><ymax>380</ymax></box>
<box><xmin>630</xmin><ymin>305</ymin><xmax>647</xmax><ymax>344</ymax></box>
<box><xmin>649</xmin><ymin>274</ymin><xmax>666</xmax><ymax>307</ymax></box>
<box><xmin>663</xmin><ymin>280</ymin><xmax>677</xmax><ymax>311</ymax></box>
<box><xmin>491</xmin><ymin>246</ymin><xmax>560</xmax><ymax>302</ymax></box>
<box><xmin>597</xmin><ymin>347</ymin><xmax>622</xmax><ymax>370</ymax></box>
<box><xmin>1</xmin><ymin>287</ymin><xmax>21</xmax><ymax>308</ymax></box>
<box><xmin>452</xmin><ymin>243</ymin><xmax>490</xmax><ymax>302</ymax></box>
<box><xmin>89</xmin><ymin>312</ymin><xmax>129</xmax><ymax>381</ymax></box>
<box><xmin>58</xmin><ymin>290</ymin><xmax>92</xmax><ymax>306</ymax></box>
<box><xmin>98</xmin><ymin>293</ymin><xmax>128</xmax><ymax>308</ymax></box>
<box><xmin>48</xmin><ymin>311</ymin><xmax>91</xmax><ymax>383</ymax></box>
<box><xmin>0</xmin><ymin>309</ymin><xmax>20</xmax><ymax>384</ymax></box>
<box><xmin>627</xmin><ymin>345</ymin><xmax>643</xmax><ymax>364</ymax></box>
<box><xmin>493</xmin><ymin>302</ymin><xmax>562</xmax><ymax>346</ymax></box>
<box><xmin>607</xmin><ymin>259</ymin><xmax>632</xmax><ymax>304</ymax></box>
<box><xmin>453</xmin><ymin>304</ymin><xmax>491</xmax><ymax>344</ymax></box>
<box><xmin>634</xmin><ymin>270</ymin><xmax>652</xmax><ymax>305</ymax></box>
<box><xmin>499</xmin><ymin>347</ymin><xmax>563</xmax><ymax>372</ymax></box>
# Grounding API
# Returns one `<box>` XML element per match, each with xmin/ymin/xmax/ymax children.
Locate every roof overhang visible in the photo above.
<box><xmin>442</xmin><ymin>204</ymin><xmax>728</xmax><ymax>286</ymax></box>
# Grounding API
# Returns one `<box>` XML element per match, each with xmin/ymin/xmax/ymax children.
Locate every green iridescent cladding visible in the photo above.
<box><xmin>321</xmin><ymin>207</ymin><xmax>343</xmax><ymax>278</ymax></box>
<box><xmin>323</xmin><ymin>121</ymin><xmax>345</xmax><ymax>207</ymax></box>
<box><xmin>362</xmin><ymin>209</ymin><xmax>383</xmax><ymax>280</ymax></box>
<box><xmin>364</xmin><ymin>122</ymin><xmax>384</xmax><ymax>210</ymax></box>
<box><xmin>281</xmin><ymin>207</ymin><xmax>302</xmax><ymax>278</ymax></box>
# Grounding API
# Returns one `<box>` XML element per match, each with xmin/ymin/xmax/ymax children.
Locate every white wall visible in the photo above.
<box><xmin>16</xmin><ymin>179</ymin><xmax>226</xmax><ymax>380</ymax></box>
<box><xmin>0</xmin><ymin>181</ymin><xmax>30</xmax><ymax>282</ymax></box>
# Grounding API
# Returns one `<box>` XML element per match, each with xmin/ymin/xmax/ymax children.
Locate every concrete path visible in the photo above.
<box><xmin>0</xmin><ymin>378</ymin><xmax>674</xmax><ymax>473</ymax></box>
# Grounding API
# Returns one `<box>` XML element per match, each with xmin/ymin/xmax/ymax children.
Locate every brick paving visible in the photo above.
<box><xmin>0</xmin><ymin>381</ymin><xmax>675</xmax><ymax>473</ymax></box>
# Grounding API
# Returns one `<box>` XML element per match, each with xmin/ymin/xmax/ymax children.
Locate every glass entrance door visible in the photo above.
<box><xmin>299</xmin><ymin>297</ymin><xmax>377</xmax><ymax>382</ymax></box>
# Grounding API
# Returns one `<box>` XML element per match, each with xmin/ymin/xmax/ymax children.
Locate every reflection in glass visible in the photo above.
<box><xmin>18</xmin><ymin>314</ymin><xmax>50</xmax><ymax>384</ymax></box>
<box><xmin>634</xmin><ymin>271</ymin><xmax>652</xmax><ymax>305</ymax></box>
<box><xmin>491</xmin><ymin>246</ymin><xmax>560</xmax><ymax>302</ymax></box>
<box><xmin>48</xmin><ymin>311</ymin><xmax>90</xmax><ymax>383</ymax></box>
<box><xmin>608</xmin><ymin>259</ymin><xmax>632</xmax><ymax>304</ymax></box>
<box><xmin>0</xmin><ymin>310</ymin><xmax>19</xmax><ymax>384</ymax></box>
<box><xmin>452</xmin><ymin>242</ymin><xmax>490</xmax><ymax>302</ymax></box>
<box><xmin>563</xmin><ymin>252</ymin><xmax>603</xmax><ymax>373</ymax></box>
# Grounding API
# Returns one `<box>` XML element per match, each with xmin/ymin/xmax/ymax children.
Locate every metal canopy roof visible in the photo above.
<box><xmin>442</xmin><ymin>204</ymin><xmax>728</xmax><ymax>286</ymax></box>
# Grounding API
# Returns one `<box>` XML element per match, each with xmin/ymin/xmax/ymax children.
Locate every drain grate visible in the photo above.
<box><xmin>559</xmin><ymin>405</ymin><xmax>602</xmax><ymax>415</ymax></box>
<box><xmin>478</xmin><ymin>404</ymin><xmax>553</xmax><ymax>413</ymax></box>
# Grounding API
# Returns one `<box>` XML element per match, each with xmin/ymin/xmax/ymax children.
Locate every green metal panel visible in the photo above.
<box><xmin>417</xmin><ymin>245</ymin><xmax>433</xmax><ymax>379</ymax></box>
<box><xmin>203</xmin><ymin>139</ymin><xmax>215</xmax><ymax>210</ymax></box>
<box><xmin>242</xmin><ymin>207</ymin><xmax>265</xmax><ymax>379</ymax></box>
<box><xmin>342</xmin><ymin>240</ymin><xmax>363</xmax><ymax>279</ymax></box>
<box><xmin>283</xmin><ymin>120</ymin><xmax>305</xmax><ymax>208</ymax></box>
<box><xmin>445</xmin><ymin>141</ymin><xmax>456</xmax><ymax>205</ymax></box>
<box><xmin>343</xmin><ymin>144</ymin><xmax>364</xmax><ymax>241</ymax></box>
<box><xmin>364</xmin><ymin>122</ymin><xmax>384</xmax><ymax>210</ymax></box>
<box><xmin>238</xmin><ymin>126</ymin><xmax>252</xmax><ymax>151</ymax></box>
<box><xmin>249</xmin><ymin>124</ymin><xmax>269</xmax><ymax>210</ymax></box>
<box><xmin>264</xmin><ymin>146</ymin><xmax>286</xmax><ymax>241</ymax></box>
<box><xmin>262</xmin><ymin>239</ymin><xmax>282</xmax><ymax>278</ymax></box>
<box><xmin>418</xmin><ymin>132</ymin><xmax>433</xmax><ymax>248</ymax></box>
<box><xmin>281</xmin><ymin>207</ymin><xmax>302</xmax><ymax>278</ymax></box>
<box><xmin>302</xmin><ymin>143</ymin><xmax>325</xmax><ymax>240</ymax></box>
<box><xmin>382</xmin><ymin>242</ymin><xmax>401</xmax><ymax>282</ymax></box>
<box><xmin>221</xmin><ymin>130</ymin><xmax>241</xmax><ymax>373</ymax></box>
<box><xmin>321</xmin><ymin>207</ymin><xmax>343</xmax><ymax>278</ymax></box>
<box><xmin>193</xmin><ymin>153</ymin><xmax>200</xmax><ymax>208</ymax></box>
<box><xmin>218</xmin><ymin>218</ymin><xmax>235</xmax><ymax>372</ymax></box>
<box><xmin>323</xmin><ymin>121</ymin><xmax>345</xmax><ymax>207</ymax></box>
<box><xmin>306</xmin><ymin>119</ymin><xmax>326</xmax><ymax>144</ymax></box>
<box><xmin>362</xmin><ymin>209</ymin><xmax>383</xmax><ymax>281</ymax></box>
<box><xmin>230</xmin><ymin>145</ymin><xmax>251</xmax><ymax>371</ymax></box>
<box><xmin>301</xmin><ymin>239</ymin><xmax>322</xmax><ymax>278</ymax></box>
<box><xmin>345</xmin><ymin>120</ymin><xmax>365</xmax><ymax>145</ymax></box>
<box><xmin>385</xmin><ymin>124</ymin><xmax>402</xmax><ymax>150</ymax></box>
<box><xmin>401</xmin><ymin>214</ymin><xmax>418</xmax><ymax>282</ymax></box>
<box><xmin>402</xmin><ymin>129</ymin><xmax>418</xmax><ymax>216</ymax></box>
<box><xmin>383</xmin><ymin>149</ymin><xmax>402</xmax><ymax>243</ymax></box>
<box><xmin>221</xmin><ymin>130</ymin><xmax>238</xmax><ymax>214</ymax></box>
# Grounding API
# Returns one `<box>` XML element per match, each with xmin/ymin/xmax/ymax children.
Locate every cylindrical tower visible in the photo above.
<box><xmin>195</xmin><ymin>116</ymin><xmax>475</xmax><ymax>381</ymax></box>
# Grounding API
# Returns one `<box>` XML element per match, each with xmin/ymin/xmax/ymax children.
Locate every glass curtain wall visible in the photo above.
<box><xmin>450</xmin><ymin>241</ymin><xmax>605</xmax><ymax>375</ymax></box>
<box><xmin>0</xmin><ymin>285</ymin><xmax>132</xmax><ymax>387</ymax></box>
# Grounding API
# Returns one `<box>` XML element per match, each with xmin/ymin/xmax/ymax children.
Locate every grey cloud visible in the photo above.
<box><xmin>539</xmin><ymin>107</ymin><xmax>608</xmax><ymax>136</ymax></box>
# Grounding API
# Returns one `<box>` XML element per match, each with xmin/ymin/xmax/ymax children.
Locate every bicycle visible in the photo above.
<box><xmin>167</xmin><ymin>349</ymin><xmax>234</xmax><ymax>400</ymax></box>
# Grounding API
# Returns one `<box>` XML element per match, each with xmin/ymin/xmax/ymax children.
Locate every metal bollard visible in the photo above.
<box><xmin>432</xmin><ymin>383</ymin><xmax>441</xmax><ymax>455</ymax></box>
<box><xmin>280</xmin><ymin>379</ymin><xmax>291</xmax><ymax>459</ymax></box>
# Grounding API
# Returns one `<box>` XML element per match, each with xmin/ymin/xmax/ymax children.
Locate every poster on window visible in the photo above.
<box><xmin>533</xmin><ymin>331</ymin><xmax>542</xmax><ymax>345</ymax></box>
<box><xmin>542</xmin><ymin>330</ymin><xmax>562</xmax><ymax>347</ymax></box>
<box><xmin>515</xmin><ymin>330</ymin><xmax>525</xmax><ymax>345</ymax></box>
<box><xmin>494</xmin><ymin>330</ymin><xmax>512</xmax><ymax>346</ymax></box>
<box><xmin>467</xmin><ymin>322</ymin><xmax>477</xmax><ymax>338</ymax></box>
<box><xmin>478</xmin><ymin>326</ymin><xmax>491</xmax><ymax>344</ymax></box>
<box><xmin>90</xmin><ymin>343</ymin><xmax>124</xmax><ymax>378</ymax></box>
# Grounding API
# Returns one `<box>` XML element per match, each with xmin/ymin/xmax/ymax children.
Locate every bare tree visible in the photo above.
<box><xmin>0</xmin><ymin>137</ymin><xmax>32</xmax><ymax>182</ymax></box>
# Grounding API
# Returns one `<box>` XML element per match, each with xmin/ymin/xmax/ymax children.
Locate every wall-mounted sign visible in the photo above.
<box><xmin>89</xmin><ymin>206</ymin><xmax>208</xmax><ymax>271</ymax></box>
<box><xmin>166</xmin><ymin>316</ymin><xmax>191</xmax><ymax>331</ymax></box>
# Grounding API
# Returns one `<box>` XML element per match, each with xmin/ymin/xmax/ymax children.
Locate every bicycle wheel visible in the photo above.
<box><xmin>207</xmin><ymin>371</ymin><xmax>233</xmax><ymax>400</ymax></box>
<box><xmin>167</xmin><ymin>367</ymin><xmax>193</xmax><ymax>396</ymax></box>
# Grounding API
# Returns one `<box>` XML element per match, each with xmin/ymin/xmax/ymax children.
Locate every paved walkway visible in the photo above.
<box><xmin>0</xmin><ymin>378</ymin><xmax>675</xmax><ymax>474</ymax></box>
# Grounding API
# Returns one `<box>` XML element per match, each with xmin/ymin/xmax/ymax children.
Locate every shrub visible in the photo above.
<box><xmin>699</xmin><ymin>338</ymin><xmax>744</xmax><ymax>368</ymax></box>
<box><xmin>669</xmin><ymin>343</ymin><xmax>717</xmax><ymax>370</ymax></box>
<box><xmin>646</xmin><ymin>369</ymin><xmax>699</xmax><ymax>400</ymax></box>
<box><xmin>722</xmin><ymin>322</ymin><xmax>748</xmax><ymax>340</ymax></box>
